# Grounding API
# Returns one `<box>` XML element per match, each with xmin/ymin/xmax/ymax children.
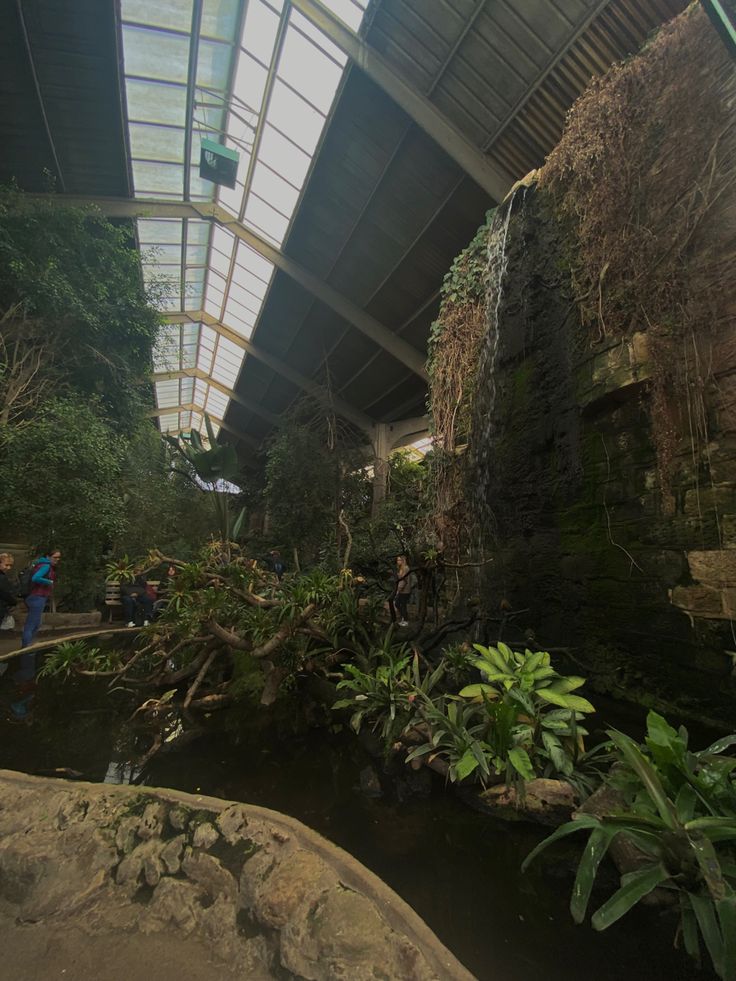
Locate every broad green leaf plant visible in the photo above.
<box><xmin>455</xmin><ymin>643</ymin><xmax>599</xmax><ymax>790</ymax></box>
<box><xmin>523</xmin><ymin>711</ymin><xmax>736</xmax><ymax>980</ymax></box>
<box><xmin>164</xmin><ymin>413</ymin><xmax>246</xmax><ymax>546</ymax></box>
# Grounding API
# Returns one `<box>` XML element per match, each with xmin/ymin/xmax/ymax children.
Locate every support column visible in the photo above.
<box><xmin>370</xmin><ymin>417</ymin><xmax>430</xmax><ymax>517</ymax></box>
<box><xmin>371</xmin><ymin>423</ymin><xmax>391</xmax><ymax>518</ymax></box>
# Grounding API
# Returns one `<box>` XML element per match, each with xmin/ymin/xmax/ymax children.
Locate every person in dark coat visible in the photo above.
<box><xmin>269</xmin><ymin>550</ymin><xmax>286</xmax><ymax>580</ymax></box>
<box><xmin>121</xmin><ymin>575</ymin><xmax>154</xmax><ymax>627</ymax></box>
<box><xmin>0</xmin><ymin>552</ymin><xmax>19</xmax><ymax>628</ymax></box>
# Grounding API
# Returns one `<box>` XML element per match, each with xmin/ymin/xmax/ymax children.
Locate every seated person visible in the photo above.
<box><xmin>120</xmin><ymin>575</ymin><xmax>154</xmax><ymax>627</ymax></box>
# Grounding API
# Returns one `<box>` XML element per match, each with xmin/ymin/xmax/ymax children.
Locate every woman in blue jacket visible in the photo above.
<box><xmin>10</xmin><ymin>549</ymin><xmax>61</xmax><ymax>721</ymax></box>
<box><xmin>19</xmin><ymin>549</ymin><xmax>61</xmax><ymax>668</ymax></box>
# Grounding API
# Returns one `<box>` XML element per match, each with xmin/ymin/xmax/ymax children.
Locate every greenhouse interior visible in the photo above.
<box><xmin>0</xmin><ymin>0</ymin><xmax>735</xmax><ymax>978</ymax></box>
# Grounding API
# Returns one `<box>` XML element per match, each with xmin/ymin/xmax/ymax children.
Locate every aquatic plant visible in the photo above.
<box><xmin>39</xmin><ymin>639</ymin><xmax>114</xmax><ymax>679</ymax></box>
<box><xmin>523</xmin><ymin>712</ymin><xmax>736</xmax><ymax>980</ymax></box>
<box><xmin>333</xmin><ymin>650</ymin><xmax>444</xmax><ymax>745</ymax></box>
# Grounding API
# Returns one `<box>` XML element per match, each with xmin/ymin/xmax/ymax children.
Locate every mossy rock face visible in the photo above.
<box><xmin>461</xmin><ymin>187</ymin><xmax>736</xmax><ymax>725</ymax></box>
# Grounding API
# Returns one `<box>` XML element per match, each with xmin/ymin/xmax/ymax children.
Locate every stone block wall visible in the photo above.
<box><xmin>466</xmin><ymin>189</ymin><xmax>736</xmax><ymax>723</ymax></box>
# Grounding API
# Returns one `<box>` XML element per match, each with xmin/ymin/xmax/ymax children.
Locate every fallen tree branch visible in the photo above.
<box><xmin>250</xmin><ymin>603</ymin><xmax>317</xmax><ymax>660</ymax></box>
<box><xmin>207</xmin><ymin>620</ymin><xmax>251</xmax><ymax>651</ymax></box>
<box><xmin>183</xmin><ymin>649</ymin><xmax>217</xmax><ymax>714</ymax></box>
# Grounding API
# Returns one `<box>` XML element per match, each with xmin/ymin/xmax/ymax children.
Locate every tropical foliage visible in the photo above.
<box><xmin>164</xmin><ymin>414</ymin><xmax>245</xmax><ymax>546</ymax></box>
<box><xmin>332</xmin><ymin>639</ymin><xmax>601</xmax><ymax>792</ymax></box>
<box><xmin>1</xmin><ymin>396</ymin><xmax>128</xmax><ymax>607</ymax></box>
<box><xmin>523</xmin><ymin>711</ymin><xmax>736</xmax><ymax>980</ymax></box>
<box><xmin>0</xmin><ymin>186</ymin><xmax>162</xmax><ymax>430</ymax></box>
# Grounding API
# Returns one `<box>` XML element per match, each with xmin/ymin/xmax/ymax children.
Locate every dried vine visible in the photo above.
<box><xmin>539</xmin><ymin>4</ymin><xmax>736</xmax><ymax>511</ymax></box>
<box><xmin>426</xmin><ymin>214</ymin><xmax>493</xmax><ymax>557</ymax></box>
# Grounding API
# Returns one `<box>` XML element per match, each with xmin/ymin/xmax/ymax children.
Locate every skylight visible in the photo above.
<box><xmin>120</xmin><ymin>0</ymin><xmax>369</xmax><ymax>442</ymax></box>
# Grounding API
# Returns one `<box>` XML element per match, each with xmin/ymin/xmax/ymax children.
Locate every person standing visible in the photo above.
<box><xmin>11</xmin><ymin>549</ymin><xmax>61</xmax><ymax>721</ymax></box>
<box><xmin>20</xmin><ymin>549</ymin><xmax>61</xmax><ymax>655</ymax></box>
<box><xmin>269</xmin><ymin>550</ymin><xmax>286</xmax><ymax>580</ymax></box>
<box><xmin>0</xmin><ymin>552</ymin><xmax>19</xmax><ymax>631</ymax></box>
<box><xmin>0</xmin><ymin>554</ymin><xmax>19</xmax><ymax>677</ymax></box>
<box><xmin>394</xmin><ymin>555</ymin><xmax>412</xmax><ymax>627</ymax></box>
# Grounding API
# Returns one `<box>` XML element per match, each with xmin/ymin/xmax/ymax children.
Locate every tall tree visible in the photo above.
<box><xmin>0</xmin><ymin>186</ymin><xmax>162</xmax><ymax>430</ymax></box>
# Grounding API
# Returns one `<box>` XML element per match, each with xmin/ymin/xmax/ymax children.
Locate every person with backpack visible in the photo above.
<box><xmin>9</xmin><ymin>549</ymin><xmax>61</xmax><ymax>721</ymax></box>
<box><xmin>19</xmin><ymin>549</ymin><xmax>61</xmax><ymax>658</ymax></box>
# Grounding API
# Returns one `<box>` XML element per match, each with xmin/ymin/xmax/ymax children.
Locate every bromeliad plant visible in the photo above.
<box><xmin>456</xmin><ymin>643</ymin><xmax>598</xmax><ymax>787</ymax></box>
<box><xmin>333</xmin><ymin>649</ymin><xmax>445</xmax><ymax>745</ymax></box>
<box><xmin>39</xmin><ymin>639</ymin><xmax>120</xmax><ymax>678</ymax></box>
<box><xmin>523</xmin><ymin>711</ymin><xmax>736</xmax><ymax>981</ymax></box>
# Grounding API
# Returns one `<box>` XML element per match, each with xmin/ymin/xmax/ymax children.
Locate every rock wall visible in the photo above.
<box><xmin>0</xmin><ymin>770</ymin><xmax>472</xmax><ymax>981</ymax></box>
<box><xmin>466</xmin><ymin>187</ymin><xmax>736</xmax><ymax>723</ymax></box>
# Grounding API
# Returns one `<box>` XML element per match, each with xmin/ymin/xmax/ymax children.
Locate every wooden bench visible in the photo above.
<box><xmin>105</xmin><ymin>581</ymin><xmax>159</xmax><ymax>622</ymax></box>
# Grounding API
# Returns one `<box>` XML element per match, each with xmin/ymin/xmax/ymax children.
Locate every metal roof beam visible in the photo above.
<box><xmin>147</xmin><ymin>403</ymin><xmax>198</xmax><ymax>418</ymax></box>
<box><xmin>290</xmin><ymin>0</ymin><xmax>514</xmax><ymax>202</ymax></box>
<box><xmin>148</xmin><ymin>403</ymin><xmax>260</xmax><ymax>448</ymax></box>
<box><xmin>164</xmin><ymin>310</ymin><xmax>374</xmax><ymax>432</ymax></box>
<box><xmin>42</xmin><ymin>195</ymin><xmax>427</xmax><ymax>380</ymax></box>
<box><xmin>151</xmin><ymin>366</ymin><xmax>281</xmax><ymax>428</ymax></box>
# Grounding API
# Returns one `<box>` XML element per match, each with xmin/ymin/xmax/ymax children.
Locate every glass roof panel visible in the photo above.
<box><xmin>186</xmin><ymin>243</ymin><xmax>209</xmax><ymax>265</ymax></box>
<box><xmin>195</xmin><ymin>379</ymin><xmax>208</xmax><ymax>404</ymax></box>
<box><xmin>236</xmin><ymin>241</ymin><xmax>274</xmax><ymax>281</ymax></box>
<box><xmin>148</xmin><ymin>244</ymin><xmax>182</xmax><ymax>264</ymax></box>
<box><xmin>268</xmin><ymin>80</ymin><xmax>325</xmax><ymax>155</ymax></box>
<box><xmin>226</xmin><ymin>290</ymin><xmax>259</xmax><ymax>319</ymax></box>
<box><xmin>124</xmin><ymin>0</ymin><xmax>368</xmax><ymax>438</ymax></box>
<box><xmin>258</xmin><ymin>125</ymin><xmax>311</xmax><ymax>188</ymax></box>
<box><xmin>126</xmin><ymin>79</ymin><xmax>187</xmax><ymax>127</ymax></box>
<box><xmin>196</xmin><ymin>38</ymin><xmax>232</xmax><ymax>92</ymax></box>
<box><xmin>277</xmin><ymin>27</ymin><xmax>342</xmax><ymax>114</ymax></box>
<box><xmin>242</xmin><ymin>0</ymin><xmax>280</xmax><ymax>61</ymax></box>
<box><xmin>289</xmin><ymin>10</ymin><xmax>347</xmax><ymax>66</ymax></box>
<box><xmin>187</xmin><ymin>220</ymin><xmax>211</xmax><ymax>244</ymax></box>
<box><xmin>231</xmin><ymin>52</ymin><xmax>268</xmax><ymax>117</ymax></box>
<box><xmin>206</xmin><ymin>388</ymin><xmax>229</xmax><ymax>418</ymax></box>
<box><xmin>250</xmin><ymin>162</ymin><xmax>299</xmax><ymax>216</ymax></box>
<box><xmin>138</xmin><ymin>219</ymin><xmax>183</xmax><ymax>245</ymax></box>
<box><xmin>123</xmin><ymin>26</ymin><xmax>190</xmax><ymax>84</ymax></box>
<box><xmin>201</xmin><ymin>0</ymin><xmax>240</xmax><ymax>40</ymax></box>
<box><xmin>133</xmin><ymin>161</ymin><xmax>185</xmax><ymax>195</ymax></box>
<box><xmin>244</xmin><ymin>195</ymin><xmax>289</xmax><ymax>244</ymax></box>
<box><xmin>129</xmin><ymin>123</ymin><xmax>186</xmax><ymax>163</ymax></box>
<box><xmin>122</xmin><ymin>0</ymin><xmax>193</xmax><ymax>33</ymax></box>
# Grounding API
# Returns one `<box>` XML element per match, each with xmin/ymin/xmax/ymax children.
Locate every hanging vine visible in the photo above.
<box><xmin>426</xmin><ymin>213</ymin><xmax>494</xmax><ymax>557</ymax></box>
<box><xmin>539</xmin><ymin>4</ymin><xmax>736</xmax><ymax>512</ymax></box>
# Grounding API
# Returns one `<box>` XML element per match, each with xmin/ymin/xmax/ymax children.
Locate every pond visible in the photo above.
<box><xmin>0</xmin><ymin>675</ymin><xmax>716</xmax><ymax>981</ymax></box>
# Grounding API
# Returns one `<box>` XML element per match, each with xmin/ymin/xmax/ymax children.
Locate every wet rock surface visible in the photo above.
<box><xmin>0</xmin><ymin>769</ymin><xmax>473</xmax><ymax>981</ymax></box>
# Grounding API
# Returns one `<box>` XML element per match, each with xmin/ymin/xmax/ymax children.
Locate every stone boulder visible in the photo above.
<box><xmin>0</xmin><ymin>770</ymin><xmax>473</xmax><ymax>981</ymax></box>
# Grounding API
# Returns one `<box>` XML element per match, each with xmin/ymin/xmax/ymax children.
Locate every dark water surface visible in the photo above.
<box><xmin>0</xmin><ymin>678</ymin><xmax>713</xmax><ymax>981</ymax></box>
